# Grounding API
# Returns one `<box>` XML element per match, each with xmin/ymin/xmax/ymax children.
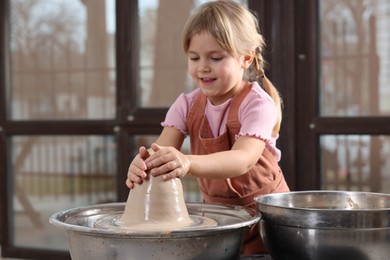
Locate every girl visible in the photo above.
<box><xmin>126</xmin><ymin>0</ymin><xmax>290</xmax><ymax>254</ymax></box>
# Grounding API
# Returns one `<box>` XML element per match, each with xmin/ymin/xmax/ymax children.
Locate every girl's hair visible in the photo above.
<box><xmin>182</xmin><ymin>0</ymin><xmax>282</xmax><ymax>135</ymax></box>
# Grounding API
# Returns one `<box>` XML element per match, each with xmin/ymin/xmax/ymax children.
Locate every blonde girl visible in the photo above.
<box><xmin>126</xmin><ymin>0</ymin><xmax>289</xmax><ymax>254</ymax></box>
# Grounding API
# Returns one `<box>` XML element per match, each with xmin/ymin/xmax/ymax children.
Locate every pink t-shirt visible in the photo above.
<box><xmin>161</xmin><ymin>82</ymin><xmax>281</xmax><ymax>161</ymax></box>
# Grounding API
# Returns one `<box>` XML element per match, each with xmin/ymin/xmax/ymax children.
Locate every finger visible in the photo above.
<box><xmin>162</xmin><ymin>170</ymin><xmax>181</xmax><ymax>181</ymax></box>
<box><xmin>132</xmin><ymin>154</ymin><xmax>148</xmax><ymax>173</ymax></box>
<box><xmin>150</xmin><ymin>143</ymin><xmax>162</xmax><ymax>152</ymax></box>
<box><xmin>136</xmin><ymin>159</ymin><xmax>148</xmax><ymax>173</ymax></box>
<box><xmin>150</xmin><ymin>159</ymin><xmax>179</xmax><ymax>176</ymax></box>
<box><xmin>145</xmin><ymin>143</ymin><xmax>163</xmax><ymax>164</ymax></box>
<box><xmin>128</xmin><ymin>172</ymin><xmax>144</xmax><ymax>184</ymax></box>
<box><xmin>139</xmin><ymin>146</ymin><xmax>150</xmax><ymax>160</ymax></box>
<box><xmin>126</xmin><ymin>179</ymin><xmax>134</xmax><ymax>189</ymax></box>
<box><xmin>145</xmin><ymin>149</ymin><xmax>168</xmax><ymax>167</ymax></box>
<box><xmin>128</xmin><ymin>165</ymin><xmax>147</xmax><ymax>180</ymax></box>
<box><xmin>128</xmin><ymin>159</ymin><xmax>147</xmax><ymax>178</ymax></box>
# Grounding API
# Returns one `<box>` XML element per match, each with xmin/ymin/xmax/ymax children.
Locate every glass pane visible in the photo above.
<box><xmin>319</xmin><ymin>0</ymin><xmax>390</xmax><ymax>116</ymax></box>
<box><xmin>9</xmin><ymin>0</ymin><xmax>116</xmax><ymax>120</ymax></box>
<box><xmin>138</xmin><ymin>0</ymin><xmax>247</xmax><ymax>107</ymax></box>
<box><xmin>320</xmin><ymin>135</ymin><xmax>390</xmax><ymax>193</ymax></box>
<box><xmin>11</xmin><ymin>135</ymin><xmax>116</xmax><ymax>250</ymax></box>
<box><xmin>129</xmin><ymin>135</ymin><xmax>202</xmax><ymax>202</ymax></box>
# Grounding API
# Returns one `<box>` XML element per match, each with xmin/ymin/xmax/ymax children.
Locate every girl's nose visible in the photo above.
<box><xmin>198</xmin><ymin>60</ymin><xmax>211</xmax><ymax>73</ymax></box>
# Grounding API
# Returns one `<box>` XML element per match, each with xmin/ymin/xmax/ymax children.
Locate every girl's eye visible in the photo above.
<box><xmin>189</xmin><ymin>57</ymin><xmax>199</xmax><ymax>61</ymax></box>
<box><xmin>211</xmin><ymin>57</ymin><xmax>223</xmax><ymax>61</ymax></box>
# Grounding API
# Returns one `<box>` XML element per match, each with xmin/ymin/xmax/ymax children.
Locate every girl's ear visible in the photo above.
<box><xmin>241</xmin><ymin>49</ymin><xmax>255</xmax><ymax>69</ymax></box>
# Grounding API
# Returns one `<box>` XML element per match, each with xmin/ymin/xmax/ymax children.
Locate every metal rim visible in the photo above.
<box><xmin>49</xmin><ymin>202</ymin><xmax>260</xmax><ymax>237</ymax></box>
<box><xmin>255</xmin><ymin>190</ymin><xmax>390</xmax><ymax>212</ymax></box>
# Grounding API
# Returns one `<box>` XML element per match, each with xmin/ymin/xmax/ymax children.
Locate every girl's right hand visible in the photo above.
<box><xmin>125</xmin><ymin>146</ymin><xmax>150</xmax><ymax>189</ymax></box>
<box><xmin>145</xmin><ymin>143</ymin><xmax>191</xmax><ymax>180</ymax></box>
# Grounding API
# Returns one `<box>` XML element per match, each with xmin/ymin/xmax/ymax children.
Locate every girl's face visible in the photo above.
<box><xmin>187</xmin><ymin>32</ymin><xmax>252</xmax><ymax>105</ymax></box>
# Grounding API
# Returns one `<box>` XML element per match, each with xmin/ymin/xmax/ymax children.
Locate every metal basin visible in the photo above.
<box><xmin>50</xmin><ymin>202</ymin><xmax>260</xmax><ymax>260</ymax></box>
<box><xmin>255</xmin><ymin>191</ymin><xmax>390</xmax><ymax>260</ymax></box>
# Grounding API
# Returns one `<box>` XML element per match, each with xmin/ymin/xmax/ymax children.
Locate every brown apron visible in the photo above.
<box><xmin>185</xmin><ymin>83</ymin><xmax>290</xmax><ymax>254</ymax></box>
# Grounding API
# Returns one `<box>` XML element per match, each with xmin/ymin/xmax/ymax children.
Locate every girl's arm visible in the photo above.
<box><xmin>188</xmin><ymin>136</ymin><xmax>265</xmax><ymax>178</ymax></box>
<box><xmin>154</xmin><ymin>126</ymin><xmax>186</xmax><ymax>149</ymax></box>
<box><xmin>146</xmin><ymin>135</ymin><xmax>266</xmax><ymax>180</ymax></box>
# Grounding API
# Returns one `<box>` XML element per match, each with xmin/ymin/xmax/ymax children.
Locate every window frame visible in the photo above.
<box><xmin>4</xmin><ymin>0</ymin><xmax>389</xmax><ymax>258</ymax></box>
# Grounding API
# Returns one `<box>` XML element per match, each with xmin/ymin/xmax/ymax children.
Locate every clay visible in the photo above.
<box><xmin>117</xmin><ymin>175</ymin><xmax>193</xmax><ymax>231</ymax></box>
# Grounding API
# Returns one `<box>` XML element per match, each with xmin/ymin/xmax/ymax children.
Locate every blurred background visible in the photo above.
<box><xmin>0</xmin><ymin>0</ymin><xmax>389</xmax><ymax>259</ymax></box>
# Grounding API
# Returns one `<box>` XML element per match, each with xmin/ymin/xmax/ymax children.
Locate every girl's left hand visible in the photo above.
<box><xmin>145</xmin><ymin>143</ymin><xmax>190</xmax><ymax>180</ymax></box>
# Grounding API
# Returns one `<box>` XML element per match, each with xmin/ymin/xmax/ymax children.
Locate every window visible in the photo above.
<box><xmin>2</xmin><ymin>1</ymin><xmax>254</xmax><ymax>258</ymax></box>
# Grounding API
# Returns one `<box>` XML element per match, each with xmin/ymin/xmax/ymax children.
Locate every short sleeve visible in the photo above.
<box><xmin>238</xmin><ymin>84</ymin><xmax>277</xmax><ymax>141</ymax></box>
<box><xmin>161</xmin><ymin>89</ymin><xmax>200</xmax><ymax>135</ymax></box>
<box><xmin>238</xmin><ymin>82</ymin><xmax>281</xmax><ymax>161</ymax></box>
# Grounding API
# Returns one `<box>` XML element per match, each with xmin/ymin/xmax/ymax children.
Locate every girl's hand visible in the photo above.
<box><xmin>126</xmin><ymin>146</ymin><xmax>150</xmax><ymax>189</ymax></box>
<box><xmin>145</xmin><ymin>143</ymin><xmax>190</xmax><ymax>180</ymax></box>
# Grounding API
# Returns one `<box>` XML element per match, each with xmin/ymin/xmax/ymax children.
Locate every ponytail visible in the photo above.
<box><xmin>251</xmin><ymin>49</ymin><xmax>282</xmax><ymax>136</ymax></box>
<box><xmin>261</xmin><ymin>76</ymin><xmax>282</xmax><ymax>136</ymax></box>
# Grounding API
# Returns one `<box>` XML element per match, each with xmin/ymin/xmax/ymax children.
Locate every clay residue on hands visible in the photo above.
<box><xmin>117</xmin><ymin>175</ymin><xmax>193</xmax><ymax>231</ymax></box>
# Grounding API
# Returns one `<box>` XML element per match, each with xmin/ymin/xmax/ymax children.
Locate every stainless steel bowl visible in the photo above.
<box><xmin>50</xmin><ymin>202</ymin><xmax>260</xmax><ymax>260</ymax></box>
<box><xmin>255</xmin><ymin>191</ymin><xmax>390</xmax><ymax>260</ymax></box>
